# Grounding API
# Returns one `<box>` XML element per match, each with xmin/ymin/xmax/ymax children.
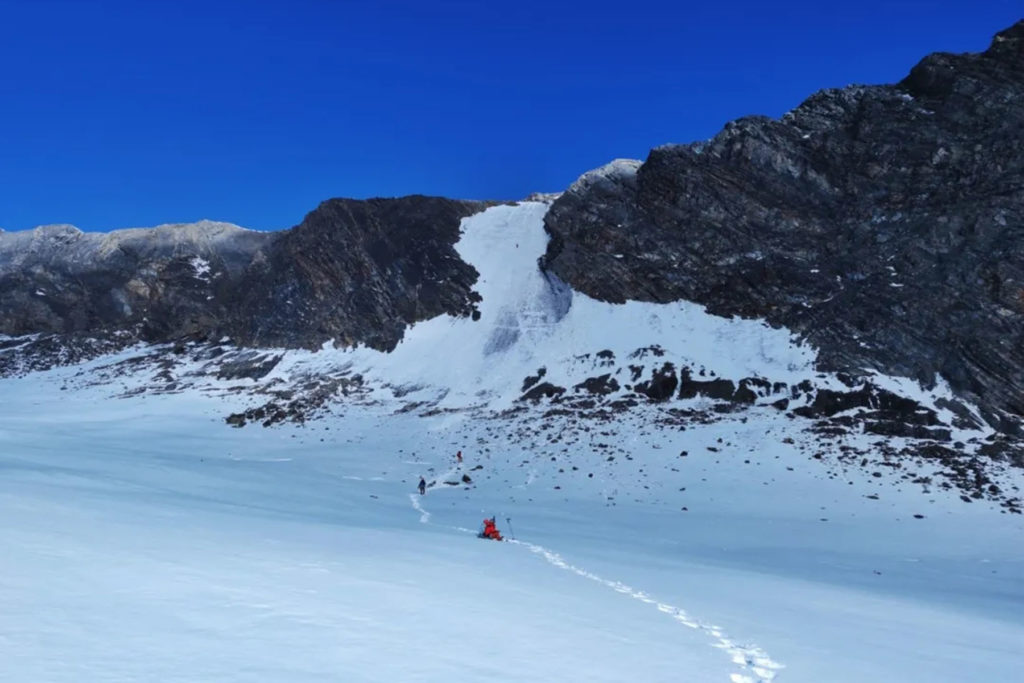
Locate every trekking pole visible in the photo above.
<box><xmin>506</xmin><ymin>517</ymin><xmax>515</xmax><ymax>540</ymax></box>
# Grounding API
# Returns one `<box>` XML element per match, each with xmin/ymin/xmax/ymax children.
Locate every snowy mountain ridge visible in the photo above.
<box><xmin>0</xmin><ymin>219</ymin><xmax>260</xmax><ymax>261</ymax></box>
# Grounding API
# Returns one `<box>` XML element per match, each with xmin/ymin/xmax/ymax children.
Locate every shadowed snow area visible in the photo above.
<box><xmin>1</xmin><ymin>202</ymin><xmax>1022</xmax><ymax>682</ymax></box>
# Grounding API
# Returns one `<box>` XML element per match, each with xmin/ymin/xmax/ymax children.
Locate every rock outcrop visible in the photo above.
<box><xmin>542</xmin><ymin>21</ymin><xmax>1024</xmax><ymax>431</ymax></box>
<box><xmin>229</xmin><ymin>196</ymin><xmax>488</xmax><ymax>350</ymax></box>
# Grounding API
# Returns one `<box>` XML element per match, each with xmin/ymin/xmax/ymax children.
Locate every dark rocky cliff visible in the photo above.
<box><xmin>230</xmin><ymin>196</ymin><xmax>488</xmax><ymax>350</ymax></box>
<box><xmin>542</xmin><ymin>21</ymin><xmax>1024</xmax><ymax>431</ymax></box>
<box><xmin>0</xmin><ymin>196</ymin><xmax>489</xmax><ymax>351</ymax></box>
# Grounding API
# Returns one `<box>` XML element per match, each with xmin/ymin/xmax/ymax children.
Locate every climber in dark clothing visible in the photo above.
<box><xmin>418</xmin><ymin>477</ymin><xmax>426</xmax><ymax>495</ymax></box>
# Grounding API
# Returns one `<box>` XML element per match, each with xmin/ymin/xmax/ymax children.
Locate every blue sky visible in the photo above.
<box><xmin>0</xmin><ymin>0</ymin><xmax>1019</xmax><ymax>232</ymax></box>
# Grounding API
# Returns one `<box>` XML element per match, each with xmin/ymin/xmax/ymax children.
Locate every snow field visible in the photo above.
<box><xmin>1</xmin><ymin>200</ymin><xmax>1022</xmax><ymax>681</ymax></box>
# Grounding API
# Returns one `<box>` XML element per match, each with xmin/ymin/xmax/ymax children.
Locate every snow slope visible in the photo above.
<box><xmin>2</xmin><ymin>201</ymin><xmax>1022</xmax><ymax>681</ymax></box>
<box><xmin>2</xmin><ymin>370</ymin><xmax>1022</xmax><ymax>682</ymax></box>
<box><xmin>0</xmin><ymin>384</ymin><xmax>743</xmax><ymax>682</ymax></box>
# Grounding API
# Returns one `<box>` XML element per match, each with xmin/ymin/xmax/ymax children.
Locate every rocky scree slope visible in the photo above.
<box><xmin>542</xmin><ymin>21</ymin><xmax>1024</xmax><ymax>433</ymax></box>
<box><xmin>37</xmin><ymin>336</ymin><xmax>1022</xmax><ymax>514</ymax></box>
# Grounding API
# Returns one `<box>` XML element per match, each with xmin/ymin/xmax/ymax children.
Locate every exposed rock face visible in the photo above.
<box><xmin>230</xmin><ymin>196</ymin><xmax>487</xmax><ymax>350</ymax></box>
<box><xmin>634</xmin><ymin>362</ymin><xmax>679</xmax><ymax>400</ymax></box>
<box><xmin>0</xmin><ymin>196</ymin><xmax>489</xmax><ymax>352</ymax></box>
<box><xmin>542</xmin><ymin>21</ymin><xmax>1024</xmax><ymax>432</ymax></box>
<box><xmin>575</xmin><ymin>373</ymin><xmax>620</xmax><ymax>395</ymax></box>
<box><xmin>521</xmin><ymin>382</ymin><xmax>567</xmax><ymax>401</ymax></box>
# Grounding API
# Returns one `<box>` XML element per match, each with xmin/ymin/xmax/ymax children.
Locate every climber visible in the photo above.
<box><xmin>456</xmin><ymin>450</ymin><xmax>463</xmax><ymax>464</ymax></box>
<box><xmin>418</xmin><ymin>477</ymin><xmax>426</xmax><ymax>495</ymax></box>
<box><xmin>479</xmin><ymin>516</ymin><xmax>503</xmax><ymax>541</ymax></box>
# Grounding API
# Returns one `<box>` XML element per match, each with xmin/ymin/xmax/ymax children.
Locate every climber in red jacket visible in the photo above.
<box><xmin>480</xmin><ymin>517</ymin><xmax>503</xmax><ymax>541</ymax></box>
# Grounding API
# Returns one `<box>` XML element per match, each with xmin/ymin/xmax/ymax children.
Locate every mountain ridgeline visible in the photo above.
<box><xmin>1</xmin><ymin>21</ymin><xmax>1023</xmax><ymax>434</ymax></box>
<box><xmin>0</xmin><ymin>198</ymin><xmax>489</xmax><ymax>351</ymax></box>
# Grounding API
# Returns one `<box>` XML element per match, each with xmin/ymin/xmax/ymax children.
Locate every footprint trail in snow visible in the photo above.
<box><xmin>407</xmin><ymin>461</ymin><xmax>463</xmax><ymax>524</ymax></box>
<box><xmin>408</xmin><ymin>493</ymin><xmax>430</xmax><ymax>523</ymax></box>
<box><xmin>511</xmin><ymin>540</ymin><xmax>784</xmax><ymax>683</ymax></box>
<box><xmin>409</xmin><ymin>486</ymin><xmax>784</xmax><ymax>683</ymax></box>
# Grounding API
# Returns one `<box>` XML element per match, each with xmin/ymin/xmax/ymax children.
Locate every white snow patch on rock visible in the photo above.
<box><xmin>568</xmin><ymin>158</ymin><xmax>642</xmax><ymax>193</ymax></box>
